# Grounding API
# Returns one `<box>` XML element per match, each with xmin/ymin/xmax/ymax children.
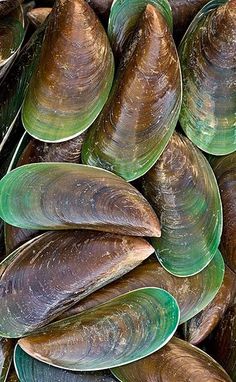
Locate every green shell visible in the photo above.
<box><xmin>14</xmin><ymin>346</ymin><xmax>118</xmax><ymax>382</ymax></box>
<box><xmin>18</xmin><ymin>288</ymin><xmax>180</xmax><ymax>371</ymax></box>
<box><xmin>0</xmin><ymin>163</ymin><xmax>160</xmax><ymax>236</ymax></box>
<box><xmin>22</xmin><ymin>0</ymin><xmax>114</xmax><ymax>143</ymax></box>
<box><xmin>141</xmin><ymin>133</ymin><xmax>223</xmax><ymax>277</ymax></box>
<box><xmin>179</xmin><ymin>0</ymin><xmax>236</xmax><ymax>155</ymax></box>
<box><xmin>58</xmin><ymin>250</ymin><xmax>225</xmax><ymax>325</ymax></box>
<box><xmin>108</xmin><ymin>0</ymin><xmax>173</xmax><ymax>58</ymax></box>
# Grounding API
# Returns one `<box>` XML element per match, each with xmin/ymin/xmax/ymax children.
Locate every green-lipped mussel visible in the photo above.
<box><xmin>111</xmin><ymin>337</ymin><xmax>232</xmax><ymax>381</ymax></box>
<box><xmin>0</xmin><ymin>163</ymin><xmax>161</xmax><ymax>236</ymax></box>
<box><xmin>18</xmin><ymin>288</ymin><xmax>180</xmax><ymax>370</ymax></box>
<box><xmin>82</xmin><ymin>4</ymin><xmax>182</xmax><ymax>181</ymax></box>
<box><xmin>211</xmin><ymin>152</ymin><xmax>236</xmax><ymax>273</ymax></box>
<box><xmin>59</xmin><ymin>251</ymin><xmax>224</xmax><ymax>325</ymax></box>
<box><xmin>0</xmin><ymin>230</ymin><xmax>153</xmax><ymax>337</ymax></box>
<box><xmin>14</xmin><ymin>345</ymin><xmax>118</xmax><ymax>381</ymax></box>
<box><xmin>22</xmin><ymin>0</ymin><xmax>114</xmax><ymax>142</ymax></box>
<box><xmin>183</xmin><ymin>265</ymin><xmax>236</xmax><ymax>344</ymax></box>
<box><xmin>179</xmin><ymin>0</ymin><xmax>236</xmax><ymax>155</ymax></box>
<box><xmin>27</xmin><ymin>7</ymin><xmax>51</xmax><ymax>26</ymax></box>
<box><xmin>141</xmin><ymin>132</ymin><xmax>223</xmax><ymax>277</ymax></box>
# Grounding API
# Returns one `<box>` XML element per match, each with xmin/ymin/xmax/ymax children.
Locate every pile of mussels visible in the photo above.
<box><xmin>0</xmin><ymin>0</ymin><xmax>235</xmax><ymax>380</ymax></box>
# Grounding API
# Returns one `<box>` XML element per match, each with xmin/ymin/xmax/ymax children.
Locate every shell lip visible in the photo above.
<box><xmin>18</xmin><ymin>287</ymin><xmax>180</xmax><ymax>371</ymax></box>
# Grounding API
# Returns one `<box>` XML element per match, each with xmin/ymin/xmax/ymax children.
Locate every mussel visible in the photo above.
<box><xmin>0</xmin><ymin>337</ymin><xmax>14</xmax><ymax>381</ymax></box>
<box><xmin>0</xmin><ymin>2</ymin><xmax>25</xmax><ymax>78</ymax></box>
<box><xmin>179</xmin><ymin>0</ymin><xmax>236</xmax><ymax>155</ymax></box>
<box><xmin>82</xmin><ymin>4</ymin><xmax>182</xmax><ymax>181</ymax></box>
<box><xmin>211</xmin><ymin>152</ymin><xmax>236</xmax><ymax>273</ymax></box>
<box><xmin>59</xmin><ymin>250</ymin><xmax>225</xmax><ymax>325</ymax></box>
<box><xmin>18</xmin><ymin>288</ymin><xmax>179</xmax><ymax>370</ymax></box>
<box><xmin>0</xmin><ymin>230</ymin><xmax>153</xmax><ymax>337</ymax></box>
<box><xmin>111</xmin><ymin>337</ymin><xmax>232</xmax><ymax>381</ymax></box>
<box><xmin>207</xmin><ymin>304</ymin><xmax>236</xmax><ymax>381</ymax></box>
<box><xmin>141</xmin><ymin>132</ymin><xmax>222</xmax><ymax>276</ymax></box>
<box><xmin>108</xmin><ymin>0</ymin><xmax>172</xmax><ymax>58</ymax></box>
<box><xmin>0</xmin><ymin>163</ymin><xmax>160</xmax><ymax>236</ymax></box>
<box><xmin>22</xmin><ymin>0</ymin><xmax>114</xmax><ymax>142</ymax></box>
<box><xmin>14</xmin><ymin>345</ymin><xmax>118</xmax><ymax>381</ymax></box>
<box><xmin>0</xmin><ymin>24</ymin><xmax>45</xmax><ymax>151</ymax></box>
<box><xmin>183</xmin><ymin>264</ymin><xmax>236</xmax><ymax>344</ymax></box>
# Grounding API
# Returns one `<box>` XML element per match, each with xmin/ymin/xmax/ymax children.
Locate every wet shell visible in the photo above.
<box><xmin>18</xmin><ymin>288</ymin><xmax>180</xmax><ymax>370</ymax></box>
<box><xmin>59</xmin><ymin>250</ymin><xmax>224</xmax><ymax>325</ymax></box>
<box><xmin>179</xmin><ymin>0</ymin><xmax>236</xmax><ymax>155</ymax></box>
<box><xmin>183</xmin><ymin>265</ymin><xmax>236</xmax><ymax>344</ymax></box>
<box><xmin>82</xmin><ymin>5</ymin><xmax>181</xmax><ymax>181</ymax></box>
<box><xmin>108</xmin><ymin>0</ymin><xmax>172</xmax><ymax>58</ymax></box>
<box><xmin>0</xmin><ymin>163</ymin><xmax>161</xmax><ymax>236</ymax></box>
<box><xmin>0</xmin><ymin>25</ymin><xmax>45</xmax><ymax>151</ymax></box>
<box><xmin>207</xmin><ymin>304</ymin><xmax>236</xmax><ymax>381</ymax></box>
<box><xmin>211</xmin><ymin>152</ymin><xmax>236</xmax><ymax>273</ymax></box>
<box><xmin>27</xmin><ymin>7</ymin><xmax>51</xmax><ymax>26</ymax></box>
<box><xmin>14</xmin><ymin>345</ymin><xmax>118</xmax><ymax>382</ymax></box>
<box><xmin>111</xmin><ymin>337</ymin><xmax>232</xmax><ymax>382</ymax></box>
<box><xmin>0</xmin><ymin>230</ymin><xmax>153</xmax><ymax>337</ymax></box>
<box><xmin>141</xmin><ymin>132</ymin><xmax>222</xmax><ymax>277</ymax></box>
<box><xmin>22</xmin><ymin>0</ymin><xmax>114</xmax><ymax>143</ymax></box>
<box><xmin>0</xmin><ymin>337</ymin><xmax>14</xmax><ymax>381</ymax></box>
<box><xmin>4</xmin><ymin>223</ymin><xmax>41</xmax><ymax>255</ymax></box>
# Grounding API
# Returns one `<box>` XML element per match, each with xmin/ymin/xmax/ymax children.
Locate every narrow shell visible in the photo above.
<box><xmin>179</xmin><ymin>0</ymin><xmax>236</xmax><ymax>155</ymax></box>
<box><xmin>0</xmin><ymin>338</ymin><xmax>14</xmax><ymax>381</ymax></box>
<box><xmin>60</xmin><ymin>251</ymin><xmax>224</xmax><ymax>325</ymax></box>
<box><xmin>108</xmin><ymin>0</ymin><xmax>172</xmax><ymax>58</ymax></box>
<box><xmin>14</xmin><ymin>345</ymin><xmax>118</xmax><ymax>382</ymax></box>
<box><xmin>111</xmin><ymin>337</ymin><xmax>232</xmax><ymax>382</ymax></box>
<box><xmin>27</xmin><ymin>7</ymin><xmax>51</xmax><ymax>26</ymax></box>
<box><xmin>22</xmin><ymin>0</ymin><xmax>114</xmax><ymax>143</ymax></box>
<box><xmin>0</xmin><ymin>163</ymin><xmax>161</xmax><ymax>236</ymax></box>
<box><xmin>207</xmin><ymin>304</ymin><xmax>236</xmax><ymax>381</ymax></box>
<box><xmin>82</xmin><ymin>5</ymin><xmax>181</xmax><ymax>181</ymax></box>
<box><xmin>183</xmin><ymin>265</ymin><xmax>236</xmax><ymax>344</ymax></box>
<box><xmin>18</xmin><ymin>288</ymin><xmax>180</xmax><ymax>371</ymax></box>
<box><xmin>141</xmin><ymin>132</ymin><xmax>223</xmax><ymax>277</ymax></box>
<box><xmin>0</xmin><ymin>24</ymin><xmax>44</xmax><ymax>150</ymax></box>
<box><xmin>0</xmin><ymin>230</ymin><xmax>153</xmax><ymax>337</ymax></box>
<box><xmin>211</xmin><ymin>152</ymin><xmax>236</xmax><ymax>273</ymax></box>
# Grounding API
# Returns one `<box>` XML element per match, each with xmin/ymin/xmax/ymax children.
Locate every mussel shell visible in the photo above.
<box><xmin>108</xmin><ymin>0</ymin><xmax>172</xmax><ymax>58</ymax></box>
<box><xmin>0</xmin><ymin>230</ymin><xmax>153</xmax><ymax>337</ymax></box>
<box><xmin>0</xmin><ymin>15</ymin><xmax>24</xmax><ymax>67</ymax></box>
<box><xmin>0</xmin><ymin>0</ymin><xmax>23</xmax><ymax>17</ymax></box>
<box><xmin>0</xmin><ymin>163</ymin><xmax>161</xmax><ymax>236</ymax></box>
<box><xmin>22</xmin><ymin>0</ymin><xmax>114</xmax><ymax>143</ymax></box>
<box><xmin>207</xmin><ymin>304</ymin><xmax>236</xmax><ymax>381</ymax></box>
<box><xmin>82</xmin><ymin>5</ymin><xmax>181</xmax><ymax>181</ymax></box>
<box><xmin>4</xmin><ymin>132</ymin><xmax>86</xmax><ymax>255</ymax></box>
<box><xmin>0</xmin><ymin>23</ymin><xmax>45</xmax><ymax>149</ymax></box>
<box><xmin>0</xmin><ymin>337</ymin><xmax>14</xmax><ymax>382</ymax></box>
<box><xmin>86</xmin><ymin>0</ymin><xmax>113</xmax><ymax>24</ymax></box>
<box><xmin>183</xmin><ymin>265</ymin><xmax>236</xmax><ymax>344</ymax></box>
<box><xmin>18</xmin><ymin>288</ymin><xmax>179</xmax><ymax>371</ymax></box>
<box><xmin>211</xmin><ymin>152</ymin><xmax>236</xmax><ymax>273</ymax></box>
<box><xmin>169</xmin><ymin>0</ymin><xmax>210</xmax><ymax>42</ymax></box>
<box><xmin>27</xmin><ymin>7</ymin><xmax>51</xmax><ymax>26</ymax></box>
<box><xmin>141</xmin><ymin>132</ymin><xmax>222</xmax><ymax>277</ymax></box>
<box><xmin>60</xmin><ymin>250</ymin><xmax>224</xmax><ymax>325</ymax></box>
<box><xmin>179</xmin><ymin>0</ymin><xmax>236</xmax><ymax>155</ymax></box>
<box><xmin>111</xmin><ymin>337</ymin><xmax>232</xmax><ymax>381</ymax></box>
<box><xmin>14</xmin><ymin>345</ymin><xmax>118</xmax><ymax>381</ymax></box>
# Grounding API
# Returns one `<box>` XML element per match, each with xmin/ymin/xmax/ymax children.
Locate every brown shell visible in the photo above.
<box><xmin>183</xmin><ymin>265</ymin><xmax>236</xmax><ymax>344</ymax></box>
